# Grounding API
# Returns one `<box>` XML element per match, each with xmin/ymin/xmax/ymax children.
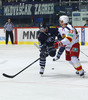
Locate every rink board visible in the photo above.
<box><xmin>0</xmin><ymin>26</ymin><xmax>88</xmax><ymax>45</ymax></box>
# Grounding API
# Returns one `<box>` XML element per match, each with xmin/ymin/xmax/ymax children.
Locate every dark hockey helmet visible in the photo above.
<box><xmin>39</xmin><ymin>22</ymin><xmax>47</xmax><ymax>29</ymax></box>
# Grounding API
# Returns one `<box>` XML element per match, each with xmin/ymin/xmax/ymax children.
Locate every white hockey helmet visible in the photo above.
<box><xmin>59</xmin><ymin>15</ymin><xmax>69</xmax><ymax>24</ymax></box>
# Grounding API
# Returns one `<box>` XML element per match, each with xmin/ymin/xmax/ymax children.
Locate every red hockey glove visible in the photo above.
<box><xmin>54</xmin><ymin>41</ymin><xmax>63</xmax><ymax>49</ymax></box>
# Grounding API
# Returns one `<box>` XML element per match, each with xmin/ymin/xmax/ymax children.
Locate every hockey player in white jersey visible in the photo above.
<box><xmin>54</xmin><ymin>15</ymin><xmax>84</xmax><ymax>77</ymax></box>
<box><xmin>53</xmin><ymin>18</ymin><xmax>78</xmax><ymax>61</ymax></box>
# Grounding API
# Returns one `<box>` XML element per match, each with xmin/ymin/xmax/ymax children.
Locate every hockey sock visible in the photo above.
<box><xmin>71</xmin><ymin>56</ymin><xmax>84</xmax><ymax>75</ymax></box>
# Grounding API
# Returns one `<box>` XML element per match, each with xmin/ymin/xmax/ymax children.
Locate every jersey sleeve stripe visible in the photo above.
<box><xmin>66</xmin><ymin>36</ymin><xmax>72</xmax><ymax>42</ymax></box>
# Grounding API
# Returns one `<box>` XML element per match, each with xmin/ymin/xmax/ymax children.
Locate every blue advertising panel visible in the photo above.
<box><xmin>81</xmin><ymin>27</ymin><xmax>85</xmax><ymax>45</ymax></box>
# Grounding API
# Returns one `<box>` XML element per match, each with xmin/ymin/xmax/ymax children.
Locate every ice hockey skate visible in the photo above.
<box><xmin>53</xmin><ymin>56</ymin><xmax>60</xmax><ymax>61</ymax></box>
<box><xmin>76</xmin><ymin>69</ymin><xmax>85</xmax><ymax>77</ymax></box>
<box><xmin>80</xmin><ymin>72</ymin><xmax>84</xmax><ymax>77</ymax></box>
<box><xmin>76</xmin><ymin>71</ymin><xmax>79</xmax><ymax>75</ymax></box>
<box><xmin>79</xmin><ymin>70</ymin><xmax>85</xmax><ymax>77</ymax></box>
<box><xmin>39</xmin><ymin>67</ymin><xmax>45</xmax><ymax>75</ymax></box>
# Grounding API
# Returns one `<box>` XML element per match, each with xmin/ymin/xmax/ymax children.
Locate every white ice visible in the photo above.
<box><xmin>0</xmin><ymin>45</ymin><xmax>88</xmax><ymax>100</ymax></box>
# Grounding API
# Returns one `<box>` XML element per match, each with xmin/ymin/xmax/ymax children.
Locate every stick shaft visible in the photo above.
<box><xmin>16</xmin><ymin>58</ymin><xmax>40</xmax><ymax>76</ymax></box>
<box><xmin>80</xmin><ymin>50</ymin><xmax>88</xmax><ymax>57</ymax></box>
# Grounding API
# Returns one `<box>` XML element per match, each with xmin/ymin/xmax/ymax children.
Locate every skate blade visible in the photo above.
<box><xmin>80</xmin><ymin>75</ymin><xmax>85</xmax><ymax>78</ymax></box>
<box><xmin>40</xmin><ymin>74</ymin><xmax>43</xmax><ymax>77</ymax></box>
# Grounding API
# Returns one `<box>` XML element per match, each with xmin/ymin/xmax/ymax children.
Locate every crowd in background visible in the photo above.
<box><xmin>0</xmin><ymin>0</ymin><xmax>88</xmax><ymax>27</ymax></box>
<box><xmin>2</xmin><ymin>0</ymin><xmax>88</xmax><ymax>2</ymax></box>
<box><xmin>3</xmin><ymin>0</ymin><xmax>30</xmax><ymax>2</ymax></box>
<box><xmin>2</xmin><ymin>0</ymin><xmax>55</xmax><ymax>2</ymax></box>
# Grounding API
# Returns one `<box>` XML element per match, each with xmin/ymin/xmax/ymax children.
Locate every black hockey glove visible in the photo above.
<box><xmin>41</xmin><ymin>44</ymin><xmax>47</xmax><ymax>51</ymax></box>
<box><xmin>40</xmin><ymin>50</ymin><xmax>48</xmax><ymax>58</ymax></box>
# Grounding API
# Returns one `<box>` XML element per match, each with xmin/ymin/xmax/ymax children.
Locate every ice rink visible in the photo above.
<box><xmin>0</xmin><ymin>44</ymin><xmax>88</xmax><ymax>100</ymax></box>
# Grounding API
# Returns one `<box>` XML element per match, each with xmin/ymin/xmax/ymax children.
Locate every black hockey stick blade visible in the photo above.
<box><xmin>2</xmin><ymin>58</ymin><xmax>40</xmax><ymax>78</ymax></box>
<box><xmin>3</xmin><ymin>73</ymin><xmax>15</xmax><ymax>78</ymax></box>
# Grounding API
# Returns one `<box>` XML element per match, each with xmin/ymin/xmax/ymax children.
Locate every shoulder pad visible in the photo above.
<box><xmin>65</xmin><ymin>26</ymin><xmax>71</xmax><ymax>30</ymax></box>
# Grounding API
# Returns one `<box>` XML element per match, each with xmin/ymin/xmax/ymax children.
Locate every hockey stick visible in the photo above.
<box><xmin>33</xmin><ymin>43</ymin><xmax>41</xmax><ymax>50</ymax></box>
<box><xmin>33</xmin><ymin>43</ymin><xmax>55</xmax><ymax>50</ymax></box>
<box><xmin>3</xmin><ymin>58</ymin><xmax>40</xmax><ymax>78</ymax></box>
<box><xmin>80</xmin><ymin>50</ymin><xmax>88</xmax><ymax>57</ymax></box>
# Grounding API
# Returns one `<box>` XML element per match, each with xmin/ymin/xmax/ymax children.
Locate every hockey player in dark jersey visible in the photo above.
<box><xmin>37</xmin><ymin>23</ymin><xmax>62</xmax><ymax>75</ymax></box>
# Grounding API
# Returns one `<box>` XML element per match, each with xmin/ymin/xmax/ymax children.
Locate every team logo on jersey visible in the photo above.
<box><xmin>72</xmin><ymin>48</ymin><xmax>78</xmax><ymax>52</ymax></box>
<box><xmin>48</xmin><ymin>33</ymin><xmax>51</xmax><ymax>36</ymax></box>
<box><xmin>69</xmin><ymin>30</ymin><xmax>74</xmax><ymax>34</ymax></box>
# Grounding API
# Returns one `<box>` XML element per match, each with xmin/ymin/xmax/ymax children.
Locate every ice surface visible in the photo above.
<box><xmin>0</xmin><ymin>45</ymin><xmax>88</xmax><ymax>100</ymax></box>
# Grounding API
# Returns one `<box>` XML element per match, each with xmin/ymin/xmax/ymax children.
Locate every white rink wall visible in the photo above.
<box><xmin>0</xmin><ymin>27</ymin><xmax>88</xmax><ymax>45</ymax></box>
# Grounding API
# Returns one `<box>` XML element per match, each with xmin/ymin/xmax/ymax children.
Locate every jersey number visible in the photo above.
<box><xmin>69</xmin><ymin>30</ymin><xmax>73</xmax><ymax>34</ymax></box>
<box><xmin>62</xmin><ymin>34</ymin><xmax>65</xmax><ymax>38</ymax></box>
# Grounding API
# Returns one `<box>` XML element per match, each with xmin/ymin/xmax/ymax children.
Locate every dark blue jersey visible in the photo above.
<box><xmin>38</xmin><ymin>26</ymin><xmax>62</xmax><ymax>47</ymax></box>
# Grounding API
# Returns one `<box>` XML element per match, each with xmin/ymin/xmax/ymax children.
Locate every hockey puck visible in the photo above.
<box><xmin>53</xmin><ymin>58</ymin><xmax>55</xmax><ymax>61</ymax></box>
<box><xmin>52</xmin><ymin>68</ymin><xmax>54</xmax><ymax>70</ymax></box>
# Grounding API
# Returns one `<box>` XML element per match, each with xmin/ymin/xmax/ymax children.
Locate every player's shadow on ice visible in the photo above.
<box><xmin>80</xmin><ymin>61</ymin><xmax>88</xmax><ymax>63</ymax></box>
<box><xmin>56</xmin><ymin>60</ymin><xmax>88</xmax><ymax>63</ymax></box>
<box><xmin>42</xmin><ymin>74</ymin><xmax>77</xmax><ymax>78</ymax></box>
<box><xmin>42</xmin><ymin>73</ymin><xmax>88</xmax><ymax>79</ymax></box>
<box><xmin>0</xmin><ymin>60</ymin><xmax>8</xmax><ymax>64</ymax></box>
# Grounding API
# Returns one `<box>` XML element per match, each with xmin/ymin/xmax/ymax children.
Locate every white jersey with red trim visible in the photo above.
<box><xmin>58</xmin><ymin>24</ymin><xmax>79</xmax><ymax>51</ymax></box>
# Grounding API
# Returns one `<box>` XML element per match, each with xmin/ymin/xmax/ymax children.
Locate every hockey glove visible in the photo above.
<box><xmin>54</xmin><ymin>41</ymin><xmax>63</xmax><ymax>49</ymax></box>
<box><xmin>41</xmin><ymin>44</ymin><xmax>47</xmax><ymax>51</ymax></box>
<box><xmin>40</xmin><ymin>50</ymin><xmax>48</xmax><ymax>58</ymax></box>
